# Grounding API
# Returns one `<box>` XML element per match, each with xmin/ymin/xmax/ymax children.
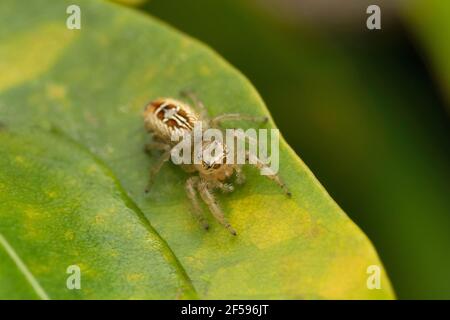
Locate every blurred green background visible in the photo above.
<box><xmin>122</xmin><ymin>0</ymin><xmax>450</xmax><ymax>299</ymax></box>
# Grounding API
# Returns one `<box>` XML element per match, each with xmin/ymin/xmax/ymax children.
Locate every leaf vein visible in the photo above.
<box><xmin>0</xmin><ymin>232</ymin><xmax>50</xmax><ymax>300</ymax></box>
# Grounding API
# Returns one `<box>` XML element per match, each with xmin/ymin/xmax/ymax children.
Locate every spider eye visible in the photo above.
<box><xmin>202</xmin><ymin>161</ymin><xmax>222</xmax><ymax>170</ymax></box>
<box><xmin>202</xmin><ymin>146</ymin><xmax>227</xmax><ymax>171</ymax></box>
<box><xmin>203</xmin><ymin>162</ymin><xmax>212</xmax><ymax>169</ymax></box>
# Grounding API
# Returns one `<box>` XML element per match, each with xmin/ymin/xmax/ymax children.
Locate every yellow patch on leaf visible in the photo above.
<box><xmin>0</xmin><ymin>23</ymin><xmax>76</xmax><ymax>92</ymax></box>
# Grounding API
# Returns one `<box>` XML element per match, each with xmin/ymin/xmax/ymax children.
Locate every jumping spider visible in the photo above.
<box><xmin>143</xmin><ymin>91</ymin><xmax>290</xmax><ymax>235</ymax></box>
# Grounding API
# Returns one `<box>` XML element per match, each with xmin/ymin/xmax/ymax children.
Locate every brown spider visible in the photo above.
<box><xmin>143</xmin><ymin>91</ymin><xmax>290</xmax><ymax>235</ymax></box>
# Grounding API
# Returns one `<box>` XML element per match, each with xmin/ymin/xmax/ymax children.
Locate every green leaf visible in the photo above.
<box><xmin>0</xmin><ymin>128</ymin><xmax>196</xmax><ymax>299</ymax></box>
<box><xmin>0</xmin><ymin>0</ymin><xmax>394</xmax><ymax>299</ymax></box>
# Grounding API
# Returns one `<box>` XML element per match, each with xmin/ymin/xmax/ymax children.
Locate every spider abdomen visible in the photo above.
<box><xmin>144</xmin><ymin>98</ymin><xmax>199</xmax><ymax>141</ymax></box>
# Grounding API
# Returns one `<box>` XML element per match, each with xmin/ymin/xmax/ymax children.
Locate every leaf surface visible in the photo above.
<box><xmin>0</xmin><ymin>129</ymin><xmax>196</xmax><ymax>299</ymax></box>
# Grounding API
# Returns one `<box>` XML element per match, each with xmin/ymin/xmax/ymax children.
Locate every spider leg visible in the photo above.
<box><xmin>245</xmin><ymin>151</ymin><xmax>291</xmax><ymax>197</ymax></box>
<box><xmin>180</xmin><ymin>89</ymin><xmax>209</xmax><ymax>120</ymax></box>
<box><xmin>231</xmin><ymin>131</ymin><xmax>289</xmax><ymax>196</ymax></box>
<box><xmin>197</xmin><ymin>180</ymin><xmax>237</xmax><ymax>235</ymax></box>
<box><xmin>211</xmin><ymin>113</ymin><xmax>268</xmax><ymax>127</ymax></box>
<box><xmin>145</xmin><ymin>149</ymin><xmax>171</xmax><ymax>193</ymax></box>
<box><xmin>234</xmin><ymin>165</ymin><xmax>246</xmax><ymax>185</ymax></box>
<box><xmin>216</xmin><ymin>181</ymin><xmax>234</xmax><ymax>193</ymax></box>
<box><xmin>230</xmin><ymin>129</ymin><xmax>260</xmax><ymax>167</ymax></box>
<box><xmin>230</xmin><ymin>129</ymin><xmax>259</xmax><ymax>150</ymax></box>
<box><xmin>185</xmin><ymin>176</ymin><xmax>210</xmax><ymax>230</ymax></box>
